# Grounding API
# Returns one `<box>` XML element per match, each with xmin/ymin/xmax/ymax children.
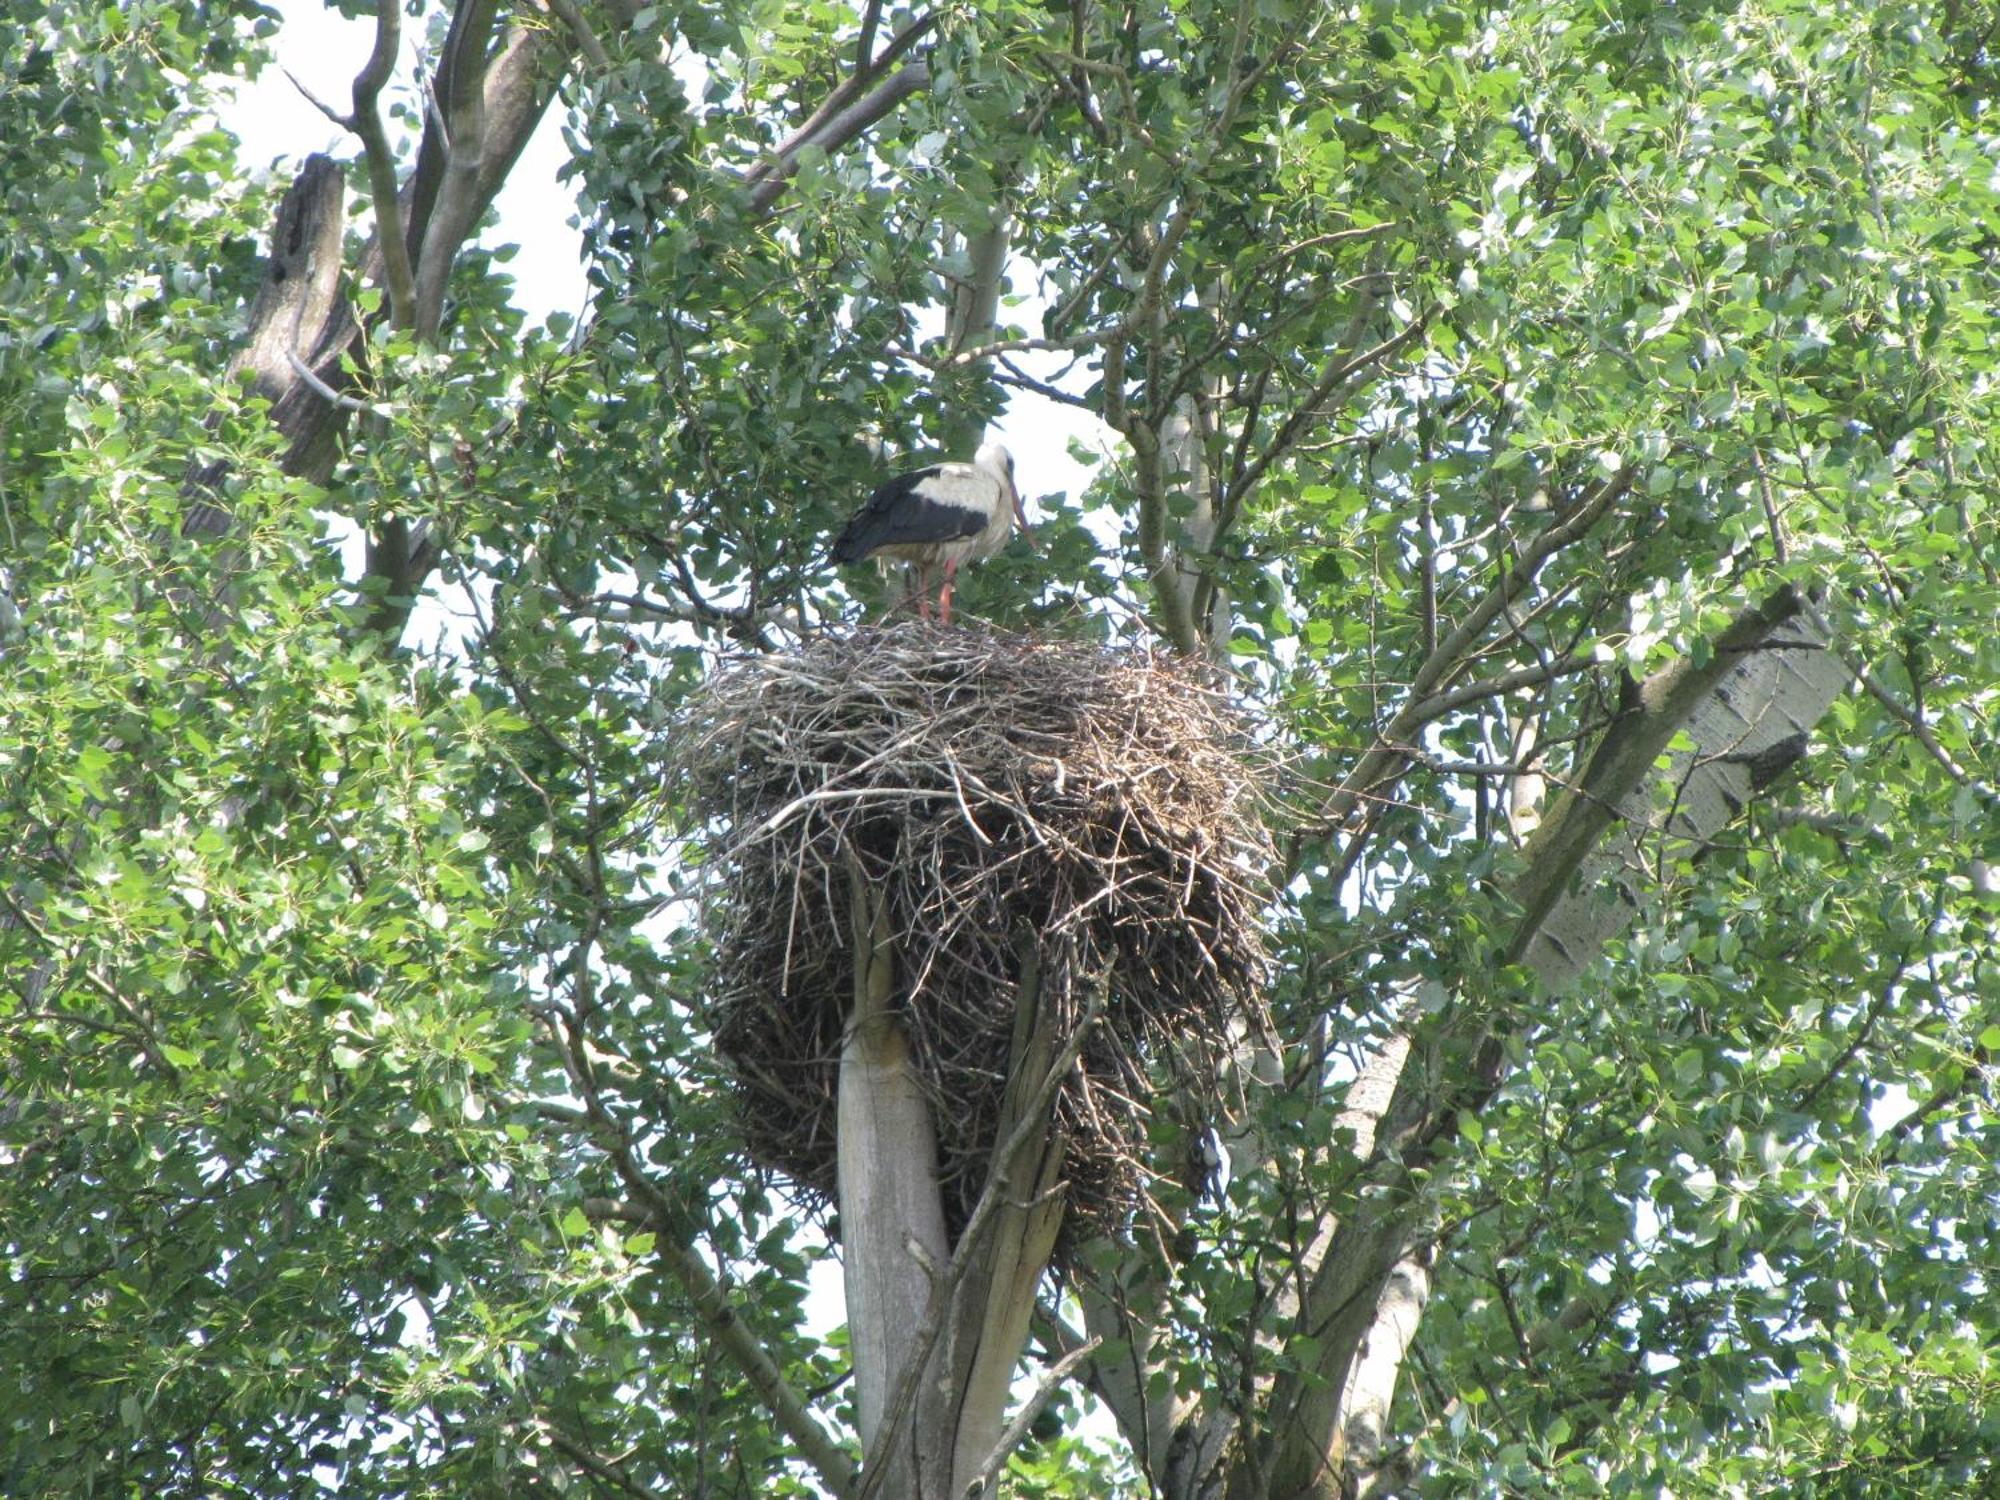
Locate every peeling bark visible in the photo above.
<box><xmin>186</xmin><ymin>153</ymin><xmax>358</xmax><ymax>532</ymax></box>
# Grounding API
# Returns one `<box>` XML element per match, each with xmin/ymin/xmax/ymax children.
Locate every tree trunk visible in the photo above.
<box><xmin>838</xmin><ymin>878</ymin><xmax>1071</xmax><ymax>1500</ymax></box>
<box><xmin>839</xmin><ymin>875</ymin><xmax>952</xmax><ymax>1494</ymax></box>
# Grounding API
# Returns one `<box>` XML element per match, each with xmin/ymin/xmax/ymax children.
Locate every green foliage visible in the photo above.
<box><xmin>1</xmin><ymin>0</ymin><xmax>1997</xmax><ymax>1495</ymax></box>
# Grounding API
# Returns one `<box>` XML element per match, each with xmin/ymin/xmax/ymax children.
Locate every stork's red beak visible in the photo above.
<box><xmin>1013</xmin><ymin>493</ymin><xmax>1036</xmax><ymax>548</ymax></box>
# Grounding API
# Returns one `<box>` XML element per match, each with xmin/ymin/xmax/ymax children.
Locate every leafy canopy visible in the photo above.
<box><xmin>1</xmin><ymin>0</ymin><xmax>1996</xmax><ymax>1495</ymax></box>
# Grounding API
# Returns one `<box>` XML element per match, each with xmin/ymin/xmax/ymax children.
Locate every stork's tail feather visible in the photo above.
<box><xmin>830</xmin><ymin>517</ymin><xmax>886</xmax><ymax>563</ymax></box>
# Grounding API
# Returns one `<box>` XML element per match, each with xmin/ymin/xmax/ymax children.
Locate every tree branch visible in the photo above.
<box><xmin>1404</xmin><ymin>653</ymin><xmax>1596</xmax><ymax>728</ymax></box>
<box><xmin>354</xmin><ymin>4</ymin><xmax>579</xmax><ymax>643</ymax></box>
<box><xmin>412</xmin><ymin>0</ymin><xmax>502</xmax><ymax>339</ymax></box>
<box><xmin>855</xmin><ymin>0</ymin><xmax>885</xmax><ymax>69</ymax></box>
<box><xmin>284</xmin><ymin>348</ymin><xmax>385</xmax><ymax>416</ymax></box>
<box><xmin>748</xmin><ymin>12</ymin><xmax>938</xmax><ymax>190</ymax></box>
<box><xmin>1313</xmin><ymin>465</ymin><xmax>1636</xmax><ymax>876</ymax></box>
<box><xmin>665</xmin><ymin>1237</ymin><xmax>860</xmax><ymax>1495</ymax></box>
<box><xmin>353</xmin><ymin>0</ymin><xmax>416</xmax><ymax>328</ymax></box>
<box><xmin>1801</xmin><ymin>596</ymin><xmax>1992</xmax><ymax>799</ymax></box>
<box><xmin>532</xmin><ymin>917</ymin><xmax>856</xmax><ymax>1495</ymax></box>
<box><xmin>545</xmin><ymin>0</ymin><xmax>612</xmax><ymax>70</ymax></box>
<box><xmin>749</xmin><ymin>60</ymin><xmax>932</xmax><ymax>215</ymax></box>
<box><xmin>1133</xmin><ymin>413</ymin><xmax>1202</xmax><ymax>654</ymax></box>
<box><xmin>1221</xmin><ymin>305</ymin><xmax>1423</xmax><ymax>516</ymax></box>
<box><xmin>960</xmin><ymin>1336</ymin><xmax>1102</xmax><ymax>1499</ymax></box>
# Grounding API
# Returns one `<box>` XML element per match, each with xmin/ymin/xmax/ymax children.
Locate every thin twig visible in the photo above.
<box><xmin>284</xmin><ymin>348</ymin><xmax>385</xmax><ymax>416</ymax></box>
<box><xmin>283</xmin><ymin>67</ymin><xmax>350</xmax><ymax>129</ymax></box>
<box><xmin>960</xmin><ymin>1337</ymin><xmax>1104</xmax><ymax>1498</ymax></box>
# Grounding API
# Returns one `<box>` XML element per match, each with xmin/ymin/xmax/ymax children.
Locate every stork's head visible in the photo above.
<box><xmin>975</xmin><ymin>442</ymin><xmax>1033</xmax><ymax>542</ymax></box>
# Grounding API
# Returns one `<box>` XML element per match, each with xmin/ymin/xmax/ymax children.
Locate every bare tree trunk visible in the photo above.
<box><xmin>838</xmin><ymin>877</ymin><xmax>1073</xmax><ymax>1499</ymax></box>
<box><xmin>839</xmin><ymin>876</ymin><xmax>952</xmax><ymax>1495</ymax></box>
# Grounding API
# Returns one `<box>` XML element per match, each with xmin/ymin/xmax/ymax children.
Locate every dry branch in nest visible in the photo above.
<box><xmin>679</xmin><ymin>623</ymin><xmax>1273</xmax><ymax>1254</ymax></box>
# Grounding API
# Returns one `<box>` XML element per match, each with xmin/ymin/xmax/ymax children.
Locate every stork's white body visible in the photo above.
<box><xmin>831</xmin><ymin>444</ymin><xmax>1029</xmax><ymax>623</ymax></box>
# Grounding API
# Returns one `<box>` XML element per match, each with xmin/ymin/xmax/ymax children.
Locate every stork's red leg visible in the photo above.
<box><xmin>938</xmin><ymin>558</ymin><xmax>960</xmax><ymax>626</ymax></box>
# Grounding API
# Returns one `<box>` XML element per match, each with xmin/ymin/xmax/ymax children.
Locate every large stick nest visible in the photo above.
<box><xmin>679</xmin><ymin>624</ymin><xmax>1272</xmax><ymax>1253</ymax></box>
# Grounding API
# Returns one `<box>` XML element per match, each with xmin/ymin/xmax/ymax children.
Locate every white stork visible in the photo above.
<box><xmin>831</xmin><ymin>443</ymin><xmax>1030</xmax><ymax>624</ymax></box>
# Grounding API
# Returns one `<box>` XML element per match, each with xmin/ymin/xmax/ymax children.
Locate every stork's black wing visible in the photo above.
<box><xmin>831</xmin><ymin>466</ymin><xmax>987</xmax><ymax>562</ymax></box>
